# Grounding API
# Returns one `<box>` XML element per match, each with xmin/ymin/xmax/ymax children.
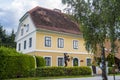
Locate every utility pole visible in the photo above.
<box><xmin>101</xmin><ymin>46</ymin><xmax>108</xmax><ymax>80</ymax></box>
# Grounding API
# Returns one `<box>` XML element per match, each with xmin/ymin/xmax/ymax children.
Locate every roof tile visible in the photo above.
<box><xmin>28</xmin><ymin>6</ymin><xmax>81</xmax><ymax>35</ymax></box>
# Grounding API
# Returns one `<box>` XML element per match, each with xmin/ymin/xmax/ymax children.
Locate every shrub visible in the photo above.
<box><xmin>29</xmin><ymin>69</ymin><xmax>36</xmax><ymax>77</ymax></box>
<box><xmin>35</xmin><ymin>56</ymin><xmax>45</xmax><ymax>67</ymax></box>
<box><xmin>36</xmin><ymin>66</ymin><xmax>91</xmax><ymax>77</ymax></box>
<box><xmin>0</xmin><ymin>47</ymin><xmax>35</xmax><ymax>79</ymax></box>
<box><xmin>108</xmin><ymin>67</ymin><xmax>115</xmax><ymax>74</ymax></box>
<box><xmin>0</xmin><ymin>46</ymin><xmax>20</xmax><ymax>56</ymax></box>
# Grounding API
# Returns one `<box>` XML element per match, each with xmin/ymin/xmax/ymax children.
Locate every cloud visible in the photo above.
<box><xmin>0</xmin><ymin>0</ymin><xmax>66</xmax><ymax>33</ymax></box>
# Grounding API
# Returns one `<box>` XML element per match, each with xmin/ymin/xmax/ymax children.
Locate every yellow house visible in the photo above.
<box><xmin>15</xmin><ymin>6</ymin><xmax>92</xmax><ymax>67</ymax></box>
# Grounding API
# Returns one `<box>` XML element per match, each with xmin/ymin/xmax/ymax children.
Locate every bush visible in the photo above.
<box><xmin>29</xmin><ymin>69</ymin><xmax>36</xmax><ymax>77</ymax></box>
<box><xmin>36</xmin><ymin>66</ymin><xmax>91</xmax><ymax>77</ymax></box>
<box><xmin>35</xmin><ymin>56</ymin><xmax>45</xmax><ymax>67</ymax></box>
<box><xmin>108</xmin><ymin>67</ymin><xmax>113</xmax><ymax>74</ymax></box>
<box><xmin>0</xmin><ymin>47</ymin><xmax>35</xmax><ymax>79</ymax></box>
<box><xmin>0</xmin><ymin>46</ymin><xmax>20</xmax><ymax>56</ymax></box>
<box><xmin>108</xmin><ymin>67</ymin><xmax>119</xmax><ymax>74</ymax></box>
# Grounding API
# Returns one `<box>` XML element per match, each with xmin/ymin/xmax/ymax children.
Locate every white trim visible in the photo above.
<box><xmin>57</xmin><ymin>37</ymin><xmax>64</xmax><ymax>48</ymax></box>
<box><xmin>35</xmin><ymin>49</ymin><xmax>90</xmax><ymax>54</ymax></box>
<box><xmin>16</xmin><ymin>30</ymin><xmax>36</xmax><ymax>42</ymax></box>
<box><xmin>56</xmin><ymin>56</ymin><xmax>64</xmax><ymax>66</ymax></box>
<box><xmin>19</xmin><ymin>12</ymin><xmax>29</xmax><ymax>22</ymax></box>
<box><xmin>44</xmin><ymin>36</ymin><xmax>52</xmax><ymax>48</ymax></box>
<box><xmin>72</xmin><ymin>57</ymin><xmax>80</xmax><ymax>66</ymax></box>
<box><xmin>36</xmin><ymin>28</ymin><xmax>83</xmax><ymax>38</ymax></box>
<box><xmin>34</xmin><ymin>31</ymin><xmax>36</xmax><ymax>51</ymax></box>
<box><xmin>43</xmin><ymin>56</ymin><xmax>52</xmax><ymax>66</ymax></box>
<box><xmin>72</xmin><ymin>39</ymin><xmax>79</xmax><ymax>49</ymax></box>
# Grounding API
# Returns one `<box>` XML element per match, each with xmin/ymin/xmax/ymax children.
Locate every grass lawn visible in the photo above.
<box><xmin>8</xmin><ymin>75</ymin><xmax>92</xmax><ymax>80</ymax></box>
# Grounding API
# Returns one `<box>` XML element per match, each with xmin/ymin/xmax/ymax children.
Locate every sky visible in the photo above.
<box><xmin>0</xmin><ymin>0</ymin><xmax>66</xmax><ymax>33</ymax></box>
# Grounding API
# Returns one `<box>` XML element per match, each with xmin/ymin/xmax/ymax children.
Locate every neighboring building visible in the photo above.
<box><xmin>15</xmin><ymin>6</ymin><xmax>92</xmax><ymax>67</ymax></box>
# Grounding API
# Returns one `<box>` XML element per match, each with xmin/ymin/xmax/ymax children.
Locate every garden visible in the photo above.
<box><xmin>0</xmin><ymin>47</ymin><xmax>92</xmax><ymax>79</ymax></box>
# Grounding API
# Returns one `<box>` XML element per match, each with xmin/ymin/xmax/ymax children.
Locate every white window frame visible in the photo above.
<box><xmin>73</xmin><ymin>40</ymin><xmax>78</xmax><ymax>49</ymax></box>
<box><xmin>18</xmin><ymin>43</ymin><xmax>21</xmax><ymax>51</ymax></box>
<box><xmin>86</xmin><ymin>57</ymin><xmax>92</xmax><ymax>66</ymax></box>
<box><xmin>58</xmin><ymin>38</ymin><xmax>64</xmax><ymax>48</ymax></box>
<box><xmin>24</xmin><ymin>40</ymin><xmax>26</xmax><ymax>49</ymax></box>
<box><xmin>29</xmin><ymin>37</ymin><xmax>32</xmax><ymax>48</ymax></box>
<box><xmin>21</xmin><ymin>28</ymin><xmax>24</xmax><ymax>36</ymax></box>
<box><xmin>44</xmin><ymin>56</ymin><xmax>52</xmax><ymax>66</ymax></box>
<box><xmin>44</xmin><ymin>36</ymin><xmax>51</xmax><ymax>47</ymax></box>
<box><xmin>26</xmin><ymin>24</ymin><xmax>29</xmax><ymax>32</ymax></box>
<box><xmin>57</xmin><ymin>56</ymin><xmax>64</xmax><ymax>66</ymax></box>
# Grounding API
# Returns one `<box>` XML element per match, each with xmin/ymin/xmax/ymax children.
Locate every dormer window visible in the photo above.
<box><xmin>21</xmin><ymin>28</ymin><xmax>24</xmax><ymax>36</ymax></box>
<box><xmin>26</xmin><ymin>24</ymin><xmax>29</xmax><ymax>32</ymax></box>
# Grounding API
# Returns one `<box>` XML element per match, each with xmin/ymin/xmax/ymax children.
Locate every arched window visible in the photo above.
<box><xmin>73</xmin><ymin>58</ymin><xmax>79</xmax><ymax>66</ymax></box>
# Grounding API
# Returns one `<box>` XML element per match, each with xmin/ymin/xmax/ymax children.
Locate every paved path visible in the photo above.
<box><xmin>51</xmin><ymin>76</ymin><xmax>120</xmax><ymax>80</ymax></box>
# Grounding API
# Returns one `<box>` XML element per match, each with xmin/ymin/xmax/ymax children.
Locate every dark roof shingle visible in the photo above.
<box><xmin>28</xmin><ymin>6</ymin><xmax>81</xmax><ymax>35</ymax></box>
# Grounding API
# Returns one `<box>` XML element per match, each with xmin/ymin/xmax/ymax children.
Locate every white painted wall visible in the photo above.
<box><xmin>16</xmin><ymin>31</ymin><xmax>36</xmax><ymax>53</ymax></box>
<box><xmin>16</xmin><ymin>14</ymin><xmax>36</xmax><ymax>53</ymax></box>
<box><xmin>16</xmin><ymin>14</ymin><xmax>36</xmax><ymax>42</ymax></box>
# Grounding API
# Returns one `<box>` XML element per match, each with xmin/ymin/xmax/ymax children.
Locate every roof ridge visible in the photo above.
<box><xmin>28</xmin><ymin>6</ymin><xmax>40</xmax><ymax>13</ymax></box>
<box><xmin>28</xmin><ymin>6</ymin><xmax>63</xmax><ymax>14</ymax></box>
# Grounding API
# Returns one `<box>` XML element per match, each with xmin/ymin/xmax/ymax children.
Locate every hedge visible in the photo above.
<box><xmin>35</xmin><ymin>56</ymin><xmax>45</xmax><ymax>67</ymax></box>
<box><xmin>0</xmin><ymin>47</ymin><xmax>35</xmax><ymax>79</ymax></box>
<box><xmin>108</xmin><ymin>67</ymin><xmax>119</xmax><ymax>74</ymax></box>
<box><xmin>36</xmin><ymin>66</ymin><xmax>92</xmax><ymax>77</ymax></box>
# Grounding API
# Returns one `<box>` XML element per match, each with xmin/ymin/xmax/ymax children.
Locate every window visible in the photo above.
<box><xmin>58</xmin><ymin>38</ymin><xmax>64</xmax><ymax>48</ymax></box>
<box><xmin>45</xmin><ymin>37</ymin><xmax>51</xmax><ymax>47</ymax></box>
<box><xmin>29</xmin><ymin>38</ymin><xmax>32</xmax><ymax>48</ymax></box>
<box><xmin>58</xmin><ymin>57</ymin><xmax>64</xmax><ymax>66</ymax></box>
<box><xmin>44</xmin><ymin>57</ymin><xmax>51</xmax><ymax>66</ymax></box>
<box><xmin>73</xmin><ymin>58</ymin><xmax>79</xmax><ymax>66</ymax></box>
<box><xmin>73</xmin><ymin>40</ymin><xmax>78</xmax><ymax>49</ymax></box>
<box><xmin>21</xmin><ymin>28</ymin><xmax>24</xmax><ymax>36</ymax></box>
<box><xmin>24</xmin><ymin>40</ymin><xmax>26</xmax><ymax>49</ymax></box>
<box><xmin>26</xmin><ymin>24</ymin><xmax>29</xmax><ymax>32</ymax></box>
<box><xmin>18</xmin><ymin>43</ymin><xmax>21</xmax><ymax>51</ymax></box>
<box><xmin>87</xmin><ymin>58</ymin><xmax>91</xmax><ymax>66</ymax></box>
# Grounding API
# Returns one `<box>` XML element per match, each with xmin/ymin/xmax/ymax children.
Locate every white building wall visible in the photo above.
<box><xmin>16</xmin><ymin>14</ymin><xmax>36</xmax><ymax>53</ymax></box>
<box><xmin>16</xmin><ymin>32</ymin><xmax>36</xmax><ymax>53</ymax></box>
<box><xmin>16</xmin><ymin>14</ymin><xmax>36</xmax><ymax>41</ymax></box>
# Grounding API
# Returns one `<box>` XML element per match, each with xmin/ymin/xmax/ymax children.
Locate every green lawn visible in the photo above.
<box><xmin>8</xmin><ymin>75</ymin><xmax>92</xmax><ymax>80</ymax></box>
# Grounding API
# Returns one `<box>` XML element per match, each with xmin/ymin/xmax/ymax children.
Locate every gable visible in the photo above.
<box><xmin>15</xmin><ymin>13</ymin><xmax>36</xmax><ymax>42</ymax></box>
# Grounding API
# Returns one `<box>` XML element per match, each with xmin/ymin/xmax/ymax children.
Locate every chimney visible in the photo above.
<box><xmin>53</xmin><ymin>8</ymin><xmax>61</xmax><ymax>13</ymax></box>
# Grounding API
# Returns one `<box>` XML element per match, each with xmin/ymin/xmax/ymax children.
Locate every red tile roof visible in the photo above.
<box><xmin>28</xmin><ymin>6</ymin><xmax>81</xmax><ymax>35</ymax></box>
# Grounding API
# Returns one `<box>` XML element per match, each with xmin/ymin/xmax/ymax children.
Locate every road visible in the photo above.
<box><xmin>52</xmin><ymin>76</ymin><xmax>120</xmax><ymax>80</ymax></box>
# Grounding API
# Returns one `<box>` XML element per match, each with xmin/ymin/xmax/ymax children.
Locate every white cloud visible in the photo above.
<box><xmin>0</xmin><ymin>0</ymin><xmax>66</xmax><ymax>33</ymax></box>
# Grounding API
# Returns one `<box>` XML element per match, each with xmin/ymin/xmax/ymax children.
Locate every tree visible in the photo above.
<box><xmin>9</xmin><ymin>29</ymin><xmax>16</xmax><ymax>48</ymax></box>
<box><xmin>0</xmin><ymin>24</ymin><xmax>16</xmax><ymax>48</ymax></box>
<box><xmin>62</xmin><ymin>0</ymin><xmax>120</xmax><ymax>80</ymax></box>
<box><xmin>0</xmin><ymin>24</ymin><xmax>7</xmax><ymax>46</ymax></box>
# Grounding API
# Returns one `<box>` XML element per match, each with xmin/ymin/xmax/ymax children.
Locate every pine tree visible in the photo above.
<box><xmin>0</xmin><ymin>24</ymin><xmax>16</xmax><ymax>48</ymax></box>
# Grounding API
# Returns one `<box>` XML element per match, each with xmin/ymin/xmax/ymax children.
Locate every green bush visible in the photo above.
<box><xmin>29</xmin><ymin>69</ymin><xmax>36</xmax><ymax>77</ymax></box>
<box><xmin>0</xmin><ymin>46</ymin><xmax>20</xmax><ymax>56</ymax></box>
<box><xmin>35</xmin><ymin>56</ymin><xmax>45</xmax><ymax>67</ymax></box>
<box><xmin>108</xmin><ymin>67</ymin><xmax>113</xmax><ymax>74</ymax></box>
<box><xmin>36</xmin><ymin>66</ymin><xmax>91</xmax><ymax>77</ymax></box>
<box><xmin>0</xmin><ymin>47</ymin><xmax>35</xmax><ymax>79</ymax></box>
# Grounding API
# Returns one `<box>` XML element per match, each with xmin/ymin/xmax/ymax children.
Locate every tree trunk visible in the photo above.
<box><xmin>101</xmin><ymin>46</ymin><xmax>108</xmax><ymax>80</ymax></box>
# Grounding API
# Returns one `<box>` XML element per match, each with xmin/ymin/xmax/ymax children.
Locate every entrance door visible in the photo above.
<box><xmin>73</xmin><ymin>58</ymin><xmax>79</xmax><ymax>66</ymax></box>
